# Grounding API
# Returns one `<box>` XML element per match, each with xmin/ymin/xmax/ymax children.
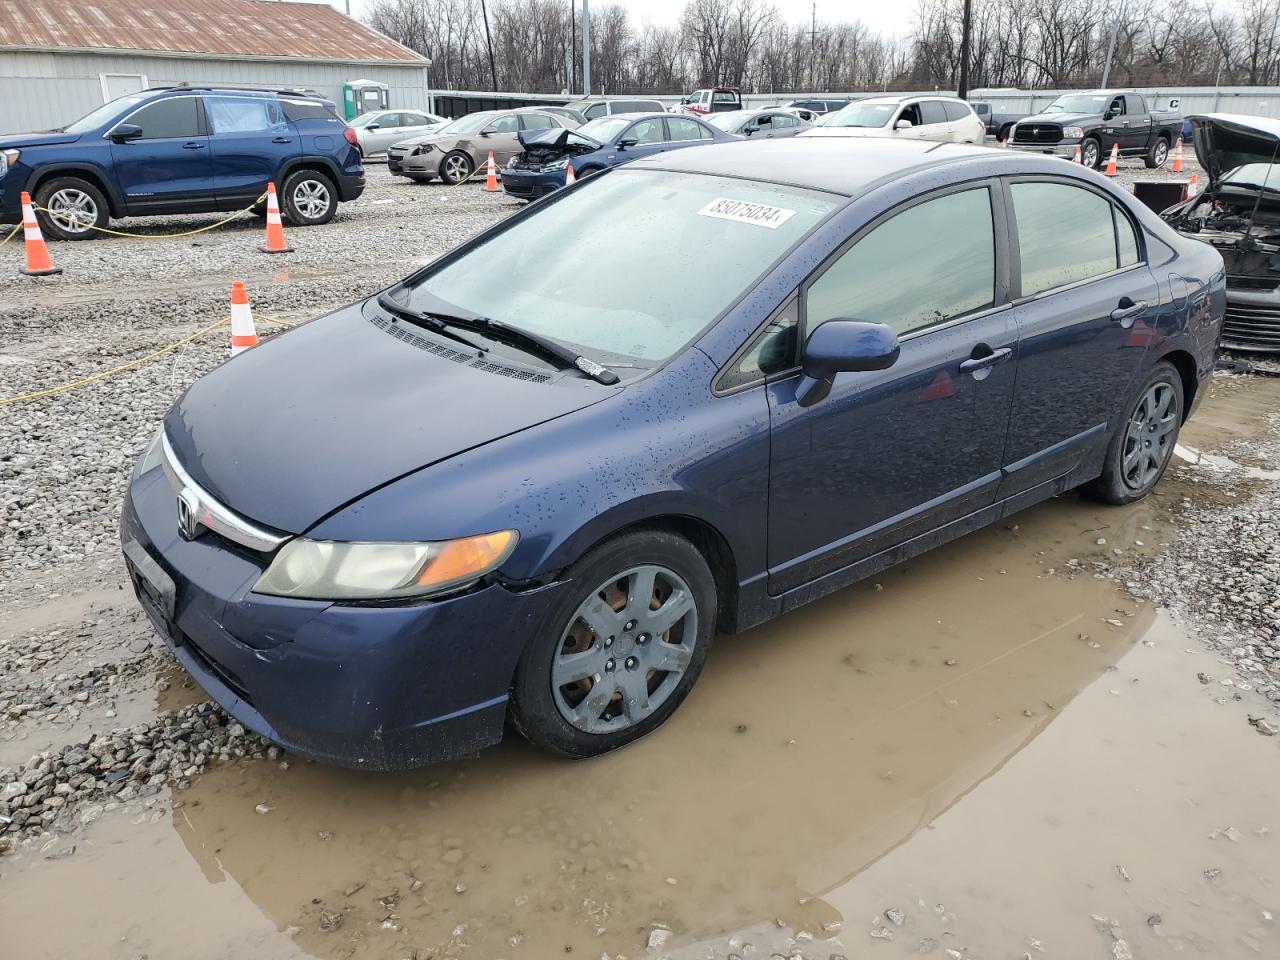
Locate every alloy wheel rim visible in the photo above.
<box><xmin>553</xmin><ymin>564</ymin><xmax>697</xmax><ymax>734</ymax></box>
<box><xmin>47</xmin><ymin>188</ymin><xmax>97</xmax><ymax>234</ymax></box>
<box><xmin>444</xmin><ymin>156</ymin><xmax>469</xmax><ymax>182</ymax></box>
<box><xmin>1083</xmin><ymin>142</ymin><xmax>1099</xmax><ymax>167</ymax></box>
<box><xmin>1121</xmin><ymin>382</ymin><xmax>1178</xmax><ymax>490</ymax></box>
<box><xmin>293</xmin><ymin>180</ymin><xmax>331</xmax><ymax>218</ymax></box>
<box><xmin>1155</xmin><ymin>142</ymin><xmax>1168</xmax><ymax>165</ymax></box>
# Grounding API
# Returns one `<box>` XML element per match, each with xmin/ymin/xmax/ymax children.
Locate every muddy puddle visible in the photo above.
<box><xmin>5</xmin><ymin>379</ymin><xmax>1279</xmax><ymax>959</ymax></box>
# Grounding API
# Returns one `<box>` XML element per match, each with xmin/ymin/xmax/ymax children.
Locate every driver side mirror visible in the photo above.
<box><xmin>109</xmin><ymin>123</ymin><xmax>143</xmax><ymax>143</ymax></box>
<box><xmin>366</xmin><ymin>122</ymin><xmax>381</xmax><ymax>130</ymax></box>
<box><xmin>894</xmin><ymin>118</ymin><xmax>913</xmax><ymax>130</ymax></box>
<box><xmin>795</xmin><ymin>319</ymin><xmax>900</xmax><ymax>407</ymax></box>
<box><xmin>617</xmin><ymin>137</ymin><xmax>638</xmax><ymax>149</ymax></box>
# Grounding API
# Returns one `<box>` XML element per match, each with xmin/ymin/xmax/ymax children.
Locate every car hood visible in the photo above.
<box><xmin>801</xmin><ymin>126</ymin><xmax>890</xmax><ymax>138</ymax></box>
<box><xmin>517</xmin><ymin>127</ymin><xmax>602</xmax><ymax>151</ymax></box>
<box><xmin>163</xmin><ymin>302</ymin><xmax>611</xmax><ymax>534</ymax></box>
<box><xmin>1016</xmin><ymin>112</ymin><xmax>1094</xmax><ymax>127</ymax></box>
<box><xmin>0</xmin><ymin>130</ymin><xmax>83</xmax><ymax>149</ymax></box>
<box><xmin>1188</xmin><ymin>113</ymin><xmax>1280</xmax><ymax>185</ymax></box>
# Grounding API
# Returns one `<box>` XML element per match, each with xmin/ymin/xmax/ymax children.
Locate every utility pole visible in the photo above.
<box><xmin>957</xmin><ymin>0</ymin><xmax>972</xmax><ymax>99</ymax></box>
<box><xmin>810</xmin><ymin>2</ymin><xmax>816</xmax><ymax>93</ymax></box>
<box><xmin>1101</xmin><ymin>1</ymin><xmax>1124</xmax><ymax>87</ymax></box>
<box><xmin>570</xmin><ymin>0</ymin><xmax>576</xmax><ymax>95</ymax></box>
<box><xmin>480</xmin><ymin>0</ymin><xmax>498</xmax><ymax>91</ymax></box>
<box><xmin>582</xmin><ymin>0</ymin><xmax>592</xmax><ymax>97</ymax></box>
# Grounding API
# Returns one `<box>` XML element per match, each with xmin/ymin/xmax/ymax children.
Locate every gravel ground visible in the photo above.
<box><xmin>3</xmin><ymin>155</ymin><xmax>1277</xmax><ymax>861</ymax></box>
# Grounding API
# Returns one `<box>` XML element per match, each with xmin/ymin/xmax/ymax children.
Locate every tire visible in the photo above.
<box><xmin>1144</xmin><ymin>136</ymin><xmax>1170</xmax><ymax>169</ymax></box>
<box><xmin>1084</xmin><ymin>361</ymin><xmax>1184</xmax><ymax>505</ymax></box>
<box><xmin>510</xmin><ymin>530</ymin><xmax>716</xmax><ymax>759</ymax></box>
<box><xmin>407</xmin><ymin>174</ymin><xmax>432</xmax><ymax>184</ymax></box>
<box><xmin>1080</xmin><ymin>137</ymin><xmax>1102</xmax><ymax>170</ymax></box>
<box><xmin>439</xmin><ymin>150</ymin><xmax>474</xmax><ymax>185</ymax></box>
<box><xmin>279</xmin><ymin>169</ymin><xmax>336</xmax><ymax>226</ymax></box>
<box><xmin>33</xmin><ymin>177</ymin><xmax>109</xmax><ymax>241</ymax></box>
<box><xmin>998</xmin><ymin>124</ymin><xmax>1013</xmax><ymax>142</ymax></box>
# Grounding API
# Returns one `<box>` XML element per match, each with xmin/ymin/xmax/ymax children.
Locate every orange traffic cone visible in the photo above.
<box><xmin>1104</xmin><ymin>142</ymin><xmax>1119</xmax><ymax>176</ymax></box>
<box><xmin>261</xmin><ymin>183</ymin><xmax>292</xmax><ymax>254</ymax></box>
<box><xmin>18</xmin><ymin>191</ymin><xmax>61</xmax><ymax>277</ymax></box>
<box><xmin>483</xmin><ymin>152</ymin><xmax>499</xmax><ymax>192</ymax></box>
<box><xmin>565</xmin><ymin>164</ymin><xmax>576</xmax><ymax>187</ymax></box>
<box><xmin>1171</xmin><ymin>137</ymin><xmax>1184</xmax><ymax>172</ymax></box>
<box><xmin>229</xmin><ymin>282</ymin><xmax>259</xmax><ymax>356</ymax></box>
<box><xmin>1072</xmin><ymin>143</ymin><xmax>1082</xmax><ymax>164</ymax></box>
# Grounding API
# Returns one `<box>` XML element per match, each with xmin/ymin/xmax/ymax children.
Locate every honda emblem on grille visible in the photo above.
<box><xmin>177</xmin><ymin>487</ymin><xmax>203</xmax><ymax>540</ymax></box>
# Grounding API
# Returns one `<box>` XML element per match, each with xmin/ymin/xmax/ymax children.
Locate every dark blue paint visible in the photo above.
<box><xmin>124</xmin><ymin>139</ymin><xmax>1225</xmax><ymax>768</ymax></box>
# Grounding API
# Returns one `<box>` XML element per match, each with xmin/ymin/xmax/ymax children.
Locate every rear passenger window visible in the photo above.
<box><xmin>205</xmin><ymin>96</ymin><xmax>285</xmax><ymax>134</ymax></box>
<box><xmin>125</xmin><ymin>97</ymin><xmax>201</xmax><ymax>139</ymax></box>
<box><xmin>521</xmin><ymin>112</ymin><xmax>557</xmax><ymax>130</ymax></box>
<box><xmin>942</xmin><ymin>101</ymin><xmax>971</xmax><ymax>122</ymax></box>
<box><xmin>584</xmin><ymin>103</ymin><xmax>606</xmax><ymax>120</ymax></box>
<box><xmin>919</xmin><ymin>100</ymin><xmax>948</xmax><ymax>125</ymax></box>
<box><xmin>1012</xmin><ymin>182</ymin><xmax>1126</xmax><ymax>296</ymax></box>
<box><xmin>666</xmin><ymin>117</ymin><xmax>705</xmax><ymax>141</ymax></box>
<box><xmin>1115</xmin><ymin>207</ymin><xmax>1140</xmax><ymax>266</ymax></box>
<box><xmin>807</xmin><ymin>187</ymin><xmax>996</xmax><ymax>337</ymax></box>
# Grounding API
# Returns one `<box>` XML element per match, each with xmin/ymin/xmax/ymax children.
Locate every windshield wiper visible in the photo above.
<box><xmin>458</xmin><ymin>315</ymin><xmax>621</xmax><ymax>385</ymax></box>
<box><xmin>376</xmin><ymin>293</ymin><xmax>489</xmax><ymax>353</ymax></box>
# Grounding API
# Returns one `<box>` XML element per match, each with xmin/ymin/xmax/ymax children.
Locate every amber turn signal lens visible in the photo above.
<box><xmin>416</xmin><ymin>530</ymin><xmax>517</xmax><ymax>589</ymax></box>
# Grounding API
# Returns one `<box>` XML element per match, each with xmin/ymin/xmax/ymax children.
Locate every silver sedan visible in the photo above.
<box><xmin>705</xmin><ymin>108</ymin><xmax>813</xmax><ymax>139</ymax></box>
<box><xmin>351</xmin><ymin>109</ymin><xmax>448</xmax><ymax>157</ymax></box>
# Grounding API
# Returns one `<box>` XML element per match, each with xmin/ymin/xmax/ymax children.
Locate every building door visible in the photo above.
<box><xmin>101</xmin><ymin>73</ymin><xmax>147</xmax><ymax>102</ymax></box>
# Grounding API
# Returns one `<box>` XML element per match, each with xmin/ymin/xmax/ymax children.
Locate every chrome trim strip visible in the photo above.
<box><xmin>160</xmin><ymin>432</ymin><xmax>288</xmax><ymax>553</ymax></box>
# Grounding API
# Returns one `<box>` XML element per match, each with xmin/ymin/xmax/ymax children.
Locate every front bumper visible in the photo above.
<box><xmin>1008</xmin><ymin>141</ymin><xmax>1080</xmax><ymax>158</ymax></box>
<box><xmin>386</xmin><ymin>148</ymin><xmax>409</xmax><ymax>173</ymax></box>
<box><xmin>120</xmin><ymin>466</ymin><xmax>570</xmax><ymax>769</ymax></box>
<box><xmin>1223</xmin><ymin>283</ymin><xmax>1280</xmax><ymax>353</ymax></box>
<box><xmin>501</xmin><ymin>168</ymin><xmax>564</xmax><ymax>199</ymax></box>
<box><xmin>0</xmin><ymin>177</ymin><xmax>22</xmax><ymax>225</ymax></box>
<box><xmin>393</xmin><ymin>151</ymin><xmax>438</xmax><ymax>177</ymax></box>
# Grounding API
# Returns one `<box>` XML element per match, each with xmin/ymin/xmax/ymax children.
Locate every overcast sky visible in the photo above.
<box><xmin>329</xmin><ymin>0</ymin><xmax>909</xmax><ymax>41</ymax></box>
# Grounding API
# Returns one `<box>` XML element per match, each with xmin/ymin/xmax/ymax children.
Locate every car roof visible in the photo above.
<box><xmin>603</xmin><ymin>111</ymin><xmax>680</xmax><ymax>120</ymax></box>
<box><xmin>623</xmin><ymin>137</ymin><xmax>1054</xmax><ymax>196</ymax></box>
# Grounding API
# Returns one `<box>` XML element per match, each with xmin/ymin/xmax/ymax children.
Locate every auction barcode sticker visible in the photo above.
<box><xmin>697</xmin><ymin>198</ymin><xmax>797</xmax><ymax>229</ymax></box>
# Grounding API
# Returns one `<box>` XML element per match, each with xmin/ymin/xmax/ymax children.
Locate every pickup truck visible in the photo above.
<box><xmin>1008</xmin><ymin>90</ymin><xmax>1182</xmax><ymax>170</ymax></box>
<box><xmin>970</xmin><ymin>101</ymin><xmax>1028</xmax><ymax>141</ymax></box>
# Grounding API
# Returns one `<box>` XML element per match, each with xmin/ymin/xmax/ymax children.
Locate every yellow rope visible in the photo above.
<box><xmin>0</xmin><ymin>224</ymin><xmax>19</xmax><ymax>249</ymax></box>
<box><xmin>29</xmin><ymin>193</ymin><xmax>266</xmax><ymax>240</ymax></box>
<box><xmin>0</xmin><ymin>311</ymin><xmax>296</xmax><ymax>406</ymax></box>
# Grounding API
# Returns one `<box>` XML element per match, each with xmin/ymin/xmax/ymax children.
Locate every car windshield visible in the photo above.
<box><xmin>434</xmin><ymin>112</ymin><xmax>497</xmax><ymax>136</ymax></box>
<box><xmin>349</xmin><ymin>112</ymin><xmax>381</xmax><ymax>128</ymax></box>
<box><xmin>407</xmin><ymin>170</ymin><xmax>839</xmax><ymax>364</ymax></box>
<box><xmin>63</xmin><ymin>95</ymin><xmax>146</xmax><ymax>133</ymax></box>
<box><xmin>1043</xmin><ymin>94</ymin><xmax>1110</xmax><ymax>113</ymax></box>
<box><xmin>579</xmin><ymin>116</ymin><xmax>630</xmax><ymax>142</ymax></box>
<box><xmin>707</xmin><ymin>111</ymin><xmax>752</xmax><ymax>132</ymax></box>
<box><xmin>824</xmin><ymin>103</ymin><xmax>897</xmax><ymax>128</ymax></box>
<box><xmin>1222</xmin><ymin>163</ymin><xmax>1280</xmax><ymax>192</ymax></box>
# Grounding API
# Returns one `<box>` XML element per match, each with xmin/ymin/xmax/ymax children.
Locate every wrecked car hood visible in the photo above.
<box><xmin>516</xmin><ymin>128</ymin><xmax>601</xmax><ymax>151</ymax></box>
<box><xmin>1189</xmin><ymin>113</ymin><xmax>1280</xmax><ymax>185</ymax></box>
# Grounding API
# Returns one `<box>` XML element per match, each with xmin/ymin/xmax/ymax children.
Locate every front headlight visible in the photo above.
<box><xmin>412</xmin><ymin>143</ymin><xmax>433</xmax><ymax>156</ymax></box>
<box><xmin>253</xmin><ymin>530</ymin><xmax>518</xmax><ymax>601</ymax></box>
<box><xmin>544</xmin><ymin>158</ymin><xmax>569</xmax><ymax>171</ymax></box>
<box><xmin>1062</xmin><ymin>127</ymin><xmax>1084</xmax><ymax>139</ymax></box>
<box><xmin>134</xmin><ymin>426</ymin><xmax>165</xmax><ymax>478</ymax></box>
<box><xmin>0</xmin><ymin>149</ymin><xmax>17</xmax><ymax>178</ymax></box>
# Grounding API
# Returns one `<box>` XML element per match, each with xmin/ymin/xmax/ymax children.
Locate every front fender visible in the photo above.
<box><xmin>306</xmin><ymin>349</ymin><xmax>772</xmax><ymax>588</ymax></box>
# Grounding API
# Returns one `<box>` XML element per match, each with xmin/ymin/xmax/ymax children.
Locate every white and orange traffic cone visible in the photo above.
<box><xmin>261</xmin><ymin>183</ymin><xmax>292</xmax><ymax>254</ymax></box>
<box><xmin>18</xmin><ymin>191</ymin><xmax>61</xmax><ymax>277</ymax></box>
<box><xmin>1104</xmin><ymin>142</ymin><xmax>1119</xmax><ymax>176</ymax></box>
<box><xmin>483</xmin><ymin>152</ymin><xmax>499</xmax><ymax>192</ymax></box>
<box><xmin>229</xmin><ymin>281</ymin><xmax>259</xmax><ymax>356</ymax></box>
<box><xmin>564</xmin><ymin>164</ymin><xmax>576</xmax><ymax>187</ymax></box>
<box><xmin>1072</xmin><ymin>143</ymin><xmax>1082</xmax><ymax>164</ymax></box>
<box><xmin>1171</xmin><ymin>137</ymin><xmax>1184</xmax><ymax>173</ymax></box>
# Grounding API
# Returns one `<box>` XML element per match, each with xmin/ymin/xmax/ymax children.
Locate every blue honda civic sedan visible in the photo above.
<box><xmin>122</xmin><ymin>138</ymin><xmax>1225</xmax><ymax>769</ymax></box>
<box><xmin>501</xmin><ymin>111</ymin><xmax>733</xmax><ymax>199</ymax></box>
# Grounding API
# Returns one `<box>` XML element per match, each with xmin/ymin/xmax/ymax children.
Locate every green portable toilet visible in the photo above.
<box><xmin>342</xmin><ymin>79</ymin><xmax>390</xmax><ymax>120</ymax></box>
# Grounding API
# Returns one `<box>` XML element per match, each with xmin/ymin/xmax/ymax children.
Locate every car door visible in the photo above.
<box><xmin>481</xmin><ymin>113</ymin><xmax>523</xmax><ymax>165</ymax></box>
<box><xmin>663</xmin><ymin>116</ymin><xmax>713</xmax><ymax>153</ymax></box>
<box><xmin>365</xmin><ymin>112</ymin><xmax>407</xmax><ymax>154</ymax></box>
<box><xmin>204</xmin><ymin>95</ymin><xmax>299</xmax><ymax>209</ymax></box>
<box><xmin>769</xmin><ymin>113</ymin><xmax>804</xmax><ymax>138</ymax></box>
<box><xmin>615</xmin><ymin>117</ymin><xmax>668</xmax><ymax>160</ymax></box>
<box><xmin>107</xmin><ymin>95</ymin><xmax>215</xmax><ymax>213</ymax></box>
<box><xmin>997</xmin><ymin>178</ymin><xmax>1161</xmax><ymax>498</ymax></box>
<box><xmin>1100</xmin><ymin>95</ymin><xmax>1126</xmax><ymax>155</ymax></box>
<box><xmin>917</xmin><ymin>99</ymin><xmax>953</xmax><ymax>141</ymax></box>
<box><xmin>1123</xmin><ymin>94</ymin><xmax>1152</xmax><ymax>152</ymax></box>
<box><xmin>892</xmin><ymin>101</ymin><xmax>927</xmax><ymax>139</ymax></box>
<box><xmin>761</xmin><ymin>182</ymin><xmax>1018</xmax><ymax>594</ymax></box>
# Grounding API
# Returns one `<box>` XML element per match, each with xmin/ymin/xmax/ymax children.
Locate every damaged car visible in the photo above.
<box><xmin>501</xmin><ymin>112</ymin><xmax>732</xmax><ymax>199</ymax></box>
<box><xmin>1162</xmin><ymin>113</ymin><xmax>1280</xmax><ymax>352</ymax></box>
<box><xmin>123</xmin><ymin>138</ymin><xmax>1223</xmax><ymax>770</ymax></box>
<box><xmin>388</xmin><ymin>108</ymin><xmax>572</xmax><ymax>185</ymax></box>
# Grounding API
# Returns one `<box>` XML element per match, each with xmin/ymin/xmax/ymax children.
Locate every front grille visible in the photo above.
<box><xmin>1227</xmin><ymin>274</ymin><xmax>1280</xmax><ymax>291</ymax></box>
<box><xmin>504</xmin><ymin>183</ymin><xmax>537</xmax><ymax>196</ymax></box>
<box><xmin>1223</xmin><ymin>301</ymin><xmax>1280</xmax><ymax>350</ymax></box>
<box><xmin>183</xmin><ymin>630</ymin><xmax>253</xmax><ymax>704</ymax></box>
<box><xmin>1013</xmin><ymin>124</ymin><xmax>1062</xmax><ymax>144</ymax></box>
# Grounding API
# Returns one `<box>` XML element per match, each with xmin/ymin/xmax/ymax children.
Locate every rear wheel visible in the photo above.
<box><xmin>440</xmin><ymin>151</ymin><xmax>473</xmax><ymax>185</ymax></box>
<box><xmin>33</xmin><ymin>177</ymin><xmax>109</xmax><ymax>241</ymax></box>
<box><xmin>1145</xmin><ymin>137</ymin><xmax>1170</xmax><ymax>169</ymax></box>
<box><xmin>510</xmin><ymin>530</ymin><xmax>716</xmax><ymax>758</ymax></box>
<box><xmin>1085</xmin><ymin>361</ymin><xmax>1184</xmax><ymax>505</ymax></box>
<box><xmin>280</xmin><ymin>169</ymin><xmax>336</xmax><ymax>226</ymax></box>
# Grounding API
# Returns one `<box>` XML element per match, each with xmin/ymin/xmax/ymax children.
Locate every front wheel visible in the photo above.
<box><xmin>33</xmin><ymin>177</ymin><xmax>110</xmax><ymax>241</ymax></box>
<box><xmin>440</xmin><ymin>151</ymin><xmax>474</xmax><ymax>185</ymax></box>
<box><xmin>1145</xmin><ymin>137</ymin><xmax>1170</xmax><ymax>169</ymax></box>
<box><xmin>1084</xmin><ymin>361</ymin><xmax>1184</xmax><ymax>505</ymax></box>
<box><xmin>510</xmin><ymin>531</ymin><xmax>716</xmax><ymax>758</ymax></box>
<box><xmin>280</xmin><ymin>169</ymin><xmax>336</xmax><ymax>226</ymax></box>
<box><xmin>1080</xmin><ymin>138</ymin><xmax>1102</xmax><ymax>169</ymax></box>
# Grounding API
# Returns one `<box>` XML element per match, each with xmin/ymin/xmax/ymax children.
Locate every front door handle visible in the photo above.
<box><xmin>182</xmin><ymin>141</ymin><xmax>205</xmax><ymax>150</ymax></box>
<box><xmin>272</xmin><ymin>136</ymin><xmax>292</xmax><ymax>144</ymax></box>
<box><xmin>959</xmin><ymin>346</ymin><xmax>1013</xmax><ymax>376</ymax></box>
<box><xmin>1111</xmin><ymin>298</ymin><xmax>1148</xmax><ymax>328</ymax></box>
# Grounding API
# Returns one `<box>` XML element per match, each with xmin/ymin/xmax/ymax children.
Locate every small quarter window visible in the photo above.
<box><xmin>1115</xmin><ymin>207</ymin><xmax>1140</xmax><ymax>267</ymax></box>
<box><xmin>721</xmin><ymin>297</ymin><xmax>800</xmax><ymax>391</ymax></box>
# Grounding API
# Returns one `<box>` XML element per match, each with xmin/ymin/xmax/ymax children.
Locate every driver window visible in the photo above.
<box><xmin>720</xmin><ymin>296</ymin><xmax>800</xmax><ymax>391</ymax></box>
<box><xmin>898</xmin><ymin>104</ymin><xmax>922</xmax><ymax>126</ymax></box>
<box><xmin>1109</xmin><ymin>97</ymin><xmax>1125</xmax><ymax>116</ymax></box>
<box><xmin>585</xmin><ymin>103</ymin><xmax>607</xmax><ymax>119</ymax></box>
<box><xmin>629</xmin><ymin>118</ymin><xmax>664</xmax><ymax>144</ymax></box>
<box><xmin>806</xmin><ymin>187</ymin><xmax>996</xmax><ymax>337</ymax></box>
<box><xmin>487</xmin><ymin>114</ymin><xmax>518</xmax><ymax>133</ymax></box>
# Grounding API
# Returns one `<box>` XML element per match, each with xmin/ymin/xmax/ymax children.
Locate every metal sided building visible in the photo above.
<box><xmin>0</xmin><ymin>0</ymin><xmax>430</xmax><ymax>134</ymax></box>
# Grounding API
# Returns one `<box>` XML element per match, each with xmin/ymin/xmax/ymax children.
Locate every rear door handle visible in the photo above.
<box><xmin>182</xmin><ymin>141</ymin><xmax>205</xmax><ymax>150</ymax></box>
<box><xmin>1111</xmin><ymin>299</ymin><xmax>1148</xmax><ymax>327</ymax></box>
<box><xmin>959</xmin><ymin>346</ymin><xmax>1013</xmax><ymax>375</ymax></box>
